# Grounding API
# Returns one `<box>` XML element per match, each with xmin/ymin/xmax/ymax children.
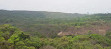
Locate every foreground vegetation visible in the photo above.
<box><xmin>0</xmin><ymin>24</ymin><xmax>111</xmax><ymax>49</ymax></box>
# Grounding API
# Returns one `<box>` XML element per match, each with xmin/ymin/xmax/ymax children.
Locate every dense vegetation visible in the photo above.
<box><xmin>0</xmin><ymin>24</ymin><xmax>111</xmax><ymax>49</ymax></box>
<box><xmin>0</xmin><ymin>10</ymin><xmax>111</xmax><ymax>49</ymax></box>
<box><xmin>0</xmin><ymin>10</ymin><xmax>87</xmax><ymax>37</ymax></box>
<box><xmin>0</xmin><ymin>10</ymin><xmax>111</xmax><ymax>37</ymax></box>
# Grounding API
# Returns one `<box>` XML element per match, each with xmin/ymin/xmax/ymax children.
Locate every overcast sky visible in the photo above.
<box><xmin>0</xmin><ymin>0</ymin><xmax>111</xmax><ymax>14</ymax></box>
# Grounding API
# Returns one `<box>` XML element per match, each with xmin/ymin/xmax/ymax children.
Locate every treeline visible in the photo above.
<box><xmin>0</xmin><ymin>24</ymin><xmax>111</xmax><ymax>49</ymax></box>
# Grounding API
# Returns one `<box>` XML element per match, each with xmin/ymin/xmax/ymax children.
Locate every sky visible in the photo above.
<box><xmin>0</xmin><ymin>0</ymin><xmax>111</xmax><ymax>14</ymax></box>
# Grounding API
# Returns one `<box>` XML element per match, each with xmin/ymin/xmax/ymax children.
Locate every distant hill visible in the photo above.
<box><xmin>0</xmin><ymin>10</ymin><xmax>111</xmax><ymax>37</ymax></box>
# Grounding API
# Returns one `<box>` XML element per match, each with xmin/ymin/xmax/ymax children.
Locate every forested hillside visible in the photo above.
<box><xmin>0</xmin><ymin>10</ymin><xmax>87</xmax><ymax>37</ymax></box>
<box><xmin>1</xmin><ymin>10</ymin><xmax>111</xmax><ymax>49</ymax></box>
<box><xmin>0</xmin><ymin>10</ymin><xmax>111</xmax><ymax>37</ymax></box>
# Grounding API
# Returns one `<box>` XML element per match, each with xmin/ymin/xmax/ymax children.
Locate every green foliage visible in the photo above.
<box><xmin>0</xmin><ymin>24</ymin><xmax>111</xmax><ymax>49</ymax></box>
<box><xmin>0</xmin><ymin>24</ymin><xmax>35</xmax><ymax>49</ymax></box>
<box><xmin>106</xmin><ymin>31</ymin><xmax>111</xmax><ymax>39</ymax></box>
<box><xmin>1</xmin><ymin>10</ymin><xmax>111</xmax><ymax>49</ymax></box>
<box><xmin>90</xmin><ymin>34</ymin><xmax>111</xmax><ymax>46</ymax></box>
<box><xmin>1</xmin><ymin>10</ymin><xmax>111</xmax><ymax>38</ymax></box>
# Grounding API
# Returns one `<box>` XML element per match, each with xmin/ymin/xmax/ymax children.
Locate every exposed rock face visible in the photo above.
<box><xmin>58</xmin><ymin>31</ymin><xmax>74</xmax><ymax>36</ymax></box>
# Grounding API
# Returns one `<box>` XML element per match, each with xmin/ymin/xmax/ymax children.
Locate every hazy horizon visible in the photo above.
<box><xmin>0</xmin><ymin>0</ymin><xmax>111</xmax><ymax>14</ymax></box>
